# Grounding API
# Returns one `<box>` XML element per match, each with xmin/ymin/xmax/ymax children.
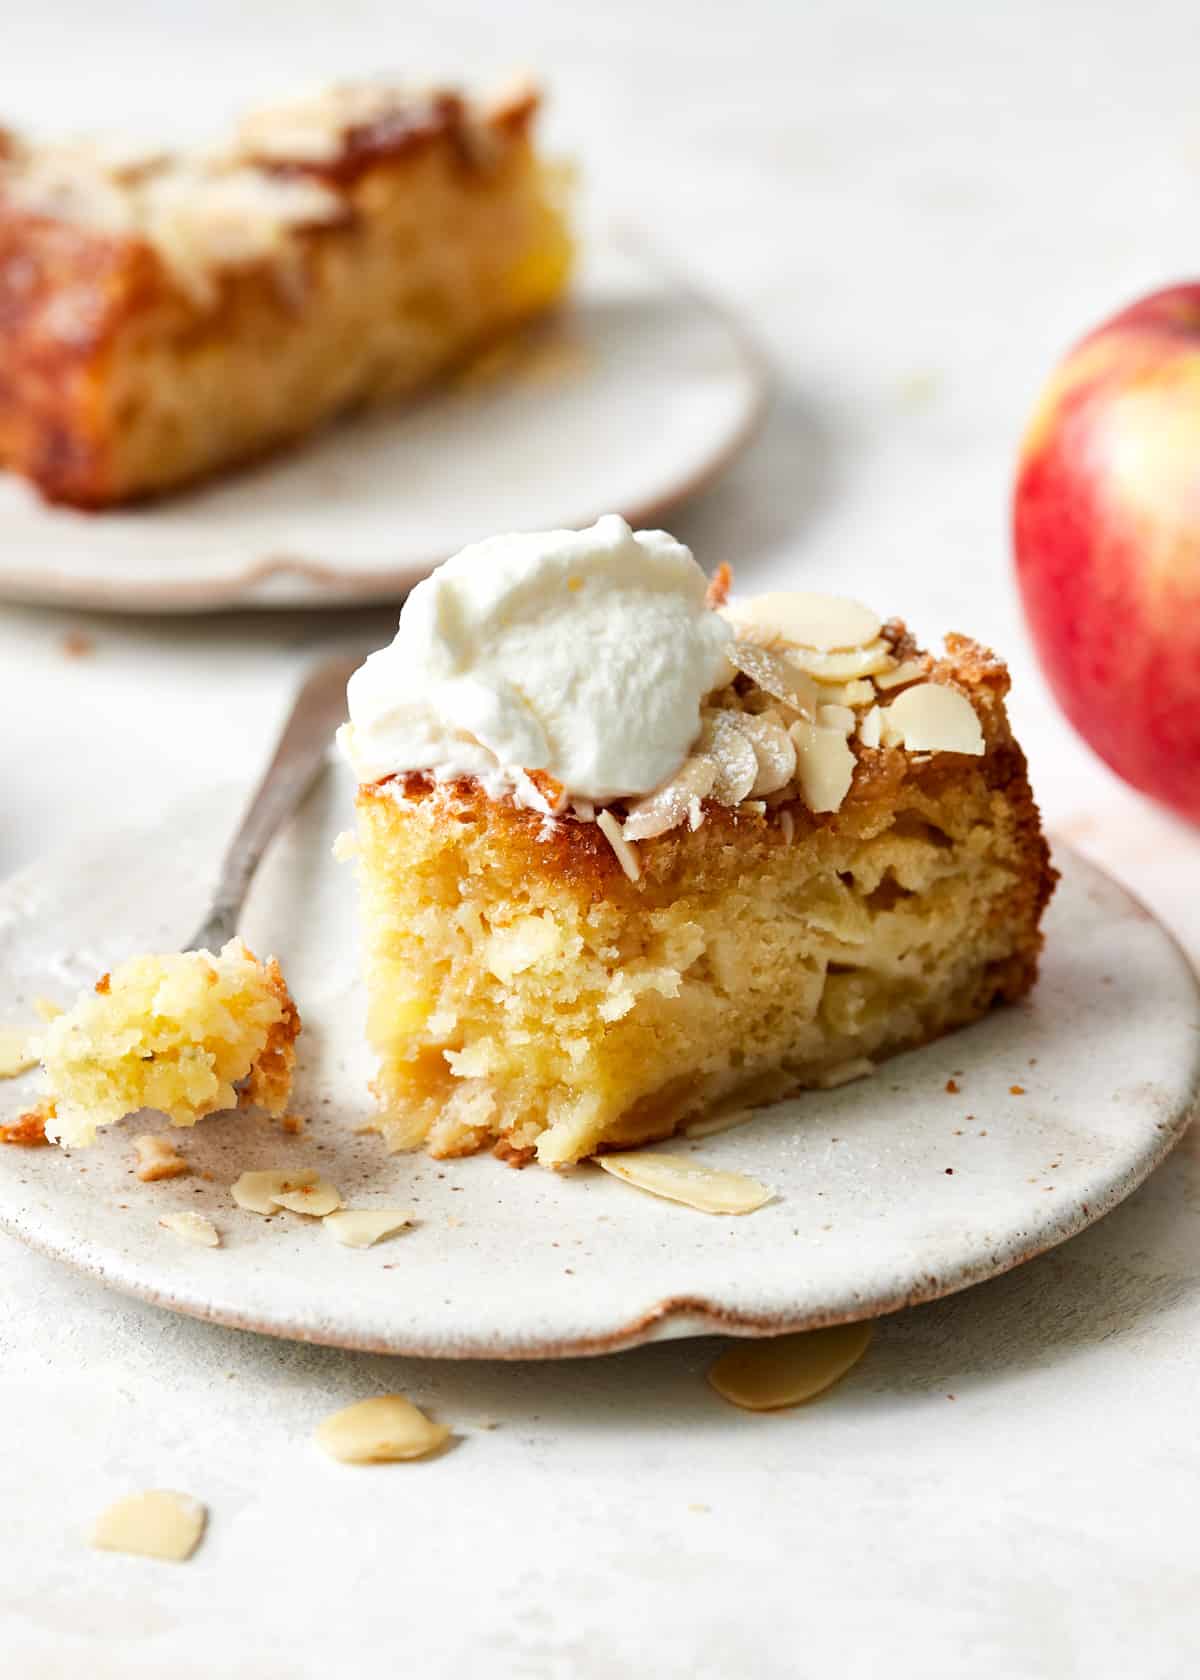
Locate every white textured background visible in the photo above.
<box><xmin>2</xmin><ymin>3</ymin><xmax>1199</xmax><ymax>1675</ymax></box>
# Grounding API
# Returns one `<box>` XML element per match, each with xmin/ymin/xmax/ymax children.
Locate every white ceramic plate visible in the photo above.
<box><xmin>0</xmin><ymin>768</ymin><xmax>1196</xmax><ymax>1359</ymax></box>
<box><xmin>0</xmin><ymin>237</ymin><xmax>763</xmax><ymax>613</ymax></box>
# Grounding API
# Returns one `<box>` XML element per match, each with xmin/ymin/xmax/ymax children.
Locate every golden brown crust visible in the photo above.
<box><xmin>0</xmin><ymin>87</ymin><xmax>568</xmax><ymax>506</ymax></box>
<box><xmin>239</xmin><ymin>954</ymin><xmax>301</xmax><ymax>1118</ymax></box>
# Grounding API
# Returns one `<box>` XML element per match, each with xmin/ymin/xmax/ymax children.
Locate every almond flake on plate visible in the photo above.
<box><xmin>315</xmin><ymin>1395</ymin><xmax>450</xmax><ymax>1464</ymax></box>
<box><xmin>323</xmin><ymin>1209</ymin><xmax>413</xmax><ymax>1249</ymax></box>
<box><xmin>232</xmin><ymin>1167</ymin><xmax>343</xmax><ymax>1217</ymax></box>
<box><xmin>724</xmin><ymin>592</ymin><xmax>881</xmax><ymax>653</ymax></box>
<box><xmin>0</xmin><ymin>1027</ymin><xmax>38</xmax><ymax>1078</ymax></box>
<box><xmin>90</xmin><ymin>1490</ymin><xmax>207</xmax><ymax>1562</ymax></box>
<box><xmin>159</xmin><ymin>1210</ymin><xmax>220</xmax><ymax>1247</ymax></box>
<box><xmin>133</xmin><ymin>1133</ymin><xmax>189</xmax><ymax>1182</ymax></box>
<box><xmin>596</xmin><ymin>1152</ymin><xmax>772</xmax><ymax>1214</ymax></box>
<box><xmin>883</xmin><ymin>683</ymin><xmax>984</xmax><ymax>756</ymax></box>
<box><xmin>707</xmin><ymin>1322</ymin><xmax>874</xmax><ymax>1411</ymax></box>
<box><xmin>815</xmin><ymin>1058</ymin><xmax>875</xmax><ymax>1089</ymax></box>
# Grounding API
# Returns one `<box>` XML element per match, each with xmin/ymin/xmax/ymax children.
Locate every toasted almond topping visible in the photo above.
<box><xmin>0</xmin><ymin>1027</ymin><xmax>38</xmax><ymax>1078</ymax></box>
<box><xmin>724</xmin><ymin>592</ymin><xmax>882</xmax><ymax>653</ymax></box>
<box><xmin>33</xmin><ymin>997</ymin><xmax>64</xmax><ymax>1023</ymax></box>
<box><xmin>708</xmin><ymin>1322</ymin><xmax>874</xmax><ymax>1411</ymax></box>
<box><xmin>315</xmin><ymin>1395</ymin><xmax>450</xmax><ymax>1464</ymax></box>
<box><xmin>727</xmin><ymin>641</ymin><xmax>818</xmax><ymax>717</ymax></box>
<box><xmin>884</xmin><ymin>683</ymin><xmax>984</xmax><ymax>756</ymax></box>
<box><xmin>779</xmin><ymin>808</ymin><xmax>795</xmax><ymax>844</ymax></box>
<box><xmin>90</xmin><ymin>1490</ymin><xmax>207</xmax><ymax>1562</ymax></box>
<box><xmin>789</xmin><ymin>721</ymin><xmax>856</xmax><ymax>814</ymax></box>
<box><xmin>858</xmin><ymin>706</ymin><xmax>883</xmax><ymax>749</ymax></box>
<box><xmin>596</xmin><ymin>810</ymin><xmax>641</xmax><ymax>882</ymax></box>
<box><xmin>732</xmin><ymin>712</ymin><xmax>797</xmax><ymax>796</ymax></box>
<box><xmin>231</xmin><ymin>1167</ymin><xmax>343</xmax><ymax>1216</ymax></box>
<box><xmin>323</xmin><ymin>1209</ymin><xmax>413</xmax><ymax>1249</ymax></box>
<box><xmin>698</xmin><ymin>709</ymin><xmax>758</xmax><ymax>805</ymax></box>
<box><xmin>623</xmin><ymin>756</ymin><xmax>717</xmax><ymax>842</ymax></box>
<box><xmin>815</xmin><ymin>1057</ymin><xmax>876</xmax><ymax>1089</ymax></box>
<box><xmin>816</xmin><ymin>678</ymin><xmax>876</xmax><ymax>708</ymax></box>
<box><xmin>785</xmin><ymin>639</ymin><xmax>896</xmax><ymax>683</ymax></box>
<box><xmin>596</xmin><ymin>1152</ymin><xmax>772</xmax><ymax>1214</ymax></box>
<box><xmin>815</xmin><ymin>704</ymin><xmax>856</xmax><ymax>736</ymax></box>
<box><xmin>159</xmin><ymin>1211</ymin><xmax>220</xmax><ymax>1247</ymax></box>
<box><xmin>133</xmin><ymin>1133</ymin><xmax>189</xmax><ymax>1182</ymax></box>
<box><xmin>874</xmin><ymin>658</ymin><xmax>928</xmax><ymax>691</ymax></box>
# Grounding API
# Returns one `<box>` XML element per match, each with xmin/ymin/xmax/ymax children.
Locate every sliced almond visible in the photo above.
<box><xmin>732</xmin><ymin>712</ymin><xmax>797</xmax><ymax>795</ymax></box>
<box><xmin>779</xmin><ymin>809</ymin><xmax>795</xmax><ymax>844</ymax></box>
<box><xmin>816</xmin><ymin>678</ymin><xmax>876</xmax><ymax>708</ymax></box>
<box><xmin>698</xmin><ymin>709</ymin><xmax>758</xmax><ymax>805</ymax></box>
<box><xmin>727</xmin><ymin>641</ymin><xmax>818</xmax><ymax>718</ymax></box>
<box><xmin>858</xmin><ymin>706</ymin><xmax>883</xmax><ymax>749</ymax></box>
<box><xmin>133</xmin><ymin>1134</ymin><xmax>189</xmax><ymax>1182</ymax></box>
<box><xmin>315</xmin><ymin>1395</ymin><xmax>450</xmax><ymax>1464</ymax></box>
<box><xmin>815</xmin><ymin>704</ymin><xmax>855</xmax><ymax>736</ymax></box>
<box><xmin>232</xmin><ymin>1167</ymin><xmax>343</xmax><ymax>1217</ymax></box>
<box><xmin>708</xmin><ymin>1322</ymin><xmax>874</xmax><ymax>1411</ymax></box>
<box><xmin>884</xmin><ymin>683</ymin><xmax>984</xmax><ymax>756</ymax></box>
<box><xmin>596</xmin><ymin>1152</ymin><xmax>772</xmax><ymax>1214</ymax></box>
<box><xmin>815</xmin><ymin>1057</ymin><xmax>875</xmax><ymax>1089</ymax></box>
<box><xmin>596</xmin><ymin>810</ymin><xmax>641</xmax><ymax>882</ymax></box>
<box><xmin>790</xmin><ymin>721</ymin><xmax>856</xmax><ymax>814</ymax></box>
<box><xmin>323</xmin><ymin>1209</ymin><xmax>413</xmax><ymax>1249</ymax></box>
<box><xmin>159</xmin><ymin>1211</ymin><xmax>220</xmax><ymax>1248</ymax></box>
<box><xmin>623</xmin><ymin>755</ymin><xmax>716</xmax><ymax>842</ymax></box>
<box><xmin>90</xmin><ymin>1490</ymin><xmax>207</xmax><ymax>1562</ymax></box>
<box><xmin>785</xmin><ymin>639</ymin><xmax>896</xmax><ymax>683</ymax></box>
<box><xmin>0</xmin><ymin>1027</ymin><xmax>37</xmax><ymax>1078</ymax></box>
<box><xmin>874</xmin><ymin>658</ymin><xmax>928</xmax><ymax>691</ymax></box>
<box><xmin>724</xmin><ymin>592</ymin><xmax>881</xmax><ymax>652</ymax></box>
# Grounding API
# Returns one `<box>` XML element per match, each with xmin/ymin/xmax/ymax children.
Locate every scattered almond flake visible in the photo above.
<box><xmin>789</xmin><ymin>721</ymin><xmax>856</xmax><ymax>813</ymax></box>
<box><xmin>279</xmin><ymin>1112</ymin><xmax>306</xmax><ymax>1135</ymax></box>
<box><xmin>596</xmin><ymin>810</ymin><xmax>641</xmax><ymax>882</ymax></box>
<box><xmin>874</xmin><ymin>658</ymin><xmax>928</xmax><ymax>691</ymax></box>
<box><xmin>683</xmin><ymin>1107</ymin><xmax>753</xmax><ymax>1139</ymax></box>
<box><xmin>623</xmin><ymin>755</ymin><xmax>716</xmax><ymax>841</ymax></box>
<box><xmin>727</xmin><ymin>641</ymin><xmax>818</xmax><ymax>717</ymax></box>
<box><xmin>815</xmin><ymin>1058</ymin><xmax>875</xmax><ymax>1089</ymax></box>
<box><xmin>698</xmin><ymin>709</ymin><xmax>758</xmax><ymax>804</ymax></box>
<box><xmin>596</xmin><ymin>1152</ymin><xmax>772</xmax><ymax>1214</ymax></box>
<box><xmin>331</xmin><ymin>829</ymin><xmax>358</xmax><ymax>861</ymax></box>
<box><xmin>858</xmin><ymin>706</ymin><xmax>883</xmax><ymax>749</ymax></box>
<box><xmin>707</xmin><ymin>1322</ymin><xmax>874</xmax><ymax>1411</ymax></box>
<box><xmin>785</xmin><ymin>639</ymin><xmax>896</xmax><ymax>683</ymax></box>
<box><xmin>323</xmin><ymin>1209</ymin><xmax>413</xmax><ymax>1249</ymax></box>
<box><xmin>779</xmin><ymin>809</ymin><xmax>795</xmax><ymax>844</ymax></box>
<box><xmin>815</xmin><ymin>704</ymin><xmax>855</xmax><ymax>736</ymax></box>
<box><xmin>315</xmin><ymin>1395</ymin><xmax>450</xmax><ymax>1464</ymax></box>
<box><xmin>884</xmin><ymin>683</ymin><xmax>984</xmax><ymax>756</ymax></box>
<box><xmin>817</xmin><ymin>678</ymin><xmax>876</xmax><ymax>708</ymax></box>
<box><xmin>90</xmin><ymin>1490</ymin><xmax>207</xmax><ymax>1563</ymax></box>
<box><xmin>159</xmin><ymin>1211</ymin><xmax>220</xmax><ymax>1248</ymax></box>
<box><xmin>0</xmin><ymin>1026</ymin><xmax>38</xmax><ymax>1078</ymax></box>
<box><xmin>733</xmin><ymin>711</ymin><xmax>797</xmax><ymax>795</ymax></box>
<box><xmin>723</xmin><ymin>592</ymin><xmax>881</xmax><ymax>653</ymax></box>
<box><xmin>232</xmin><ymin>1167</ymin><xmax>342</xmax><ymax>1216</ymax></box>
<box><xmin>133</xmin><ymin>1133</ymin><xmax>189</xmax><ymax>1182</ymax></box>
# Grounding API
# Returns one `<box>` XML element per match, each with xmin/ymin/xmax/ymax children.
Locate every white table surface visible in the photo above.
<box><xmin>3</xmin><ymin>3</ymin><xmax>1200</xmax><ymax>1675</ymax></box>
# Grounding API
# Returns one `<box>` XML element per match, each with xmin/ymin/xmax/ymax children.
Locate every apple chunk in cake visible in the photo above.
<box><xmin>349</xmin><ymin>594</ymin><xmax>1055</xmax><ymax>1168</ymax></box>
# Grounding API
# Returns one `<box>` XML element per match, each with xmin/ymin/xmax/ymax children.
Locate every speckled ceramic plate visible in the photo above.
<box><xmin>0</xmin><ymin>236</ymin><xmax>764</xmax><ymax>614</ymax></box>
<box><xmin>0</xmin><ymin>767</ymin><xmax>1196</xmax><ymax>1359</ymax></box>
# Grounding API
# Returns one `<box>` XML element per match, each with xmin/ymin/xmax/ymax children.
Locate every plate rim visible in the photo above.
<box><xmin>0</xmin><ymin>840</ymin><xmax>1196</xmax><ymax>1360</ymax></box>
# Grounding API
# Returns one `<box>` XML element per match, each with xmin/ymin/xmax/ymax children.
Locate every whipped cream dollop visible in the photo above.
<box><xmin>339</xmin><ymin>515</ymin><xmax>733</xmax><ymax>806</ymax></box>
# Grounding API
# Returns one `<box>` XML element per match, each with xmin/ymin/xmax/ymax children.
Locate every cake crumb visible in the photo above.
<box><xmin>0</xmin><ymin>1026</ymin><xmax>38</xmax><ymax>1078</ymax></box>
<box><xmin>1010</xmin><ymin>1084</ymin><xmax>1026</xmax><ymax>1095</ymax></box>
<box><xmin>945</xmin><ymin>1077</ymin><xmax>960</xmax><ymax>1094</ymax></box>
<box><xmin>134</xmin><ymin>1134</ymin><xmax>189</xmax><ymax>1182</ymax></box>
<box><xmin>279</xmin><ymin>1112</ymin><xmax>306</xmax><ymax>1135</ymax></box>
<box><xmin>33</xmin><ymin>996</ymin><xmax>64</xmax><ymax>1022</ymax></box>
<box><xmin>61</xmin><ymin>630</ymin><xmax>94</xmax><ymax>659</ymax></box>
<box><xmin>0</xmin><ymin>1103</ymin><xmax>53</xmax><ymax>1146</ymax></box>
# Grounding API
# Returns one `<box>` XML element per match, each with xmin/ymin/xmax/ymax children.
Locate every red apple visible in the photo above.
<box><xmin>1013</xmin><ymin>283</ymin><xmax>1200</xmax><ymax>824</ymax></box>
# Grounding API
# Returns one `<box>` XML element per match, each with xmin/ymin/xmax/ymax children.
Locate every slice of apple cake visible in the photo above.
<box><xmin>340</xmin><ymin>516</ymin><xmax>1055</xmax><ymax>1168</ymax></box>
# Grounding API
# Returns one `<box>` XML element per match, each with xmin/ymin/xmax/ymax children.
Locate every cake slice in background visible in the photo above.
<box><xmin>340</xmin><ymin>516</ymin><xmax>1055</xmax><ymax>1168</ymax></box>
<box><xmin>0</xmin><ymin>79</ymin><xmax>572</xmax><ymax>506</ymax></box>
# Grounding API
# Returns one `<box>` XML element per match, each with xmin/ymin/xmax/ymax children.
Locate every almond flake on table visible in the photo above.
<box><xmin>323</xmin><ymin>1209</ymin><xmax>413</xmax><ymax>1248</ymax></box>
<box><xmin>315</xmin><ymin>1395</ymin><xmax>450</xmax><ymax>1464</ymax></box>
<box><xmin>596</xmin><ymin>1152</ymin><xmax>772</xmax><ymax>1214</ymax></box>
<box><xmin>90</xmin><ymin>1490</ymin><xmax>207</xmax><ymax>1562</ymax></box>
<box><xmin>707</xmin><ymin>1323</ymin><xmax>874</xmax><ymax>1411</ymax></box>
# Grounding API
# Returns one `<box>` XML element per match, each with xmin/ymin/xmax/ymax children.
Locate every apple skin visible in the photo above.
<box><xmin>1014</xmin><ymin>283</ymin><xmax>1200</xmax><ymax>824</ymax></box>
